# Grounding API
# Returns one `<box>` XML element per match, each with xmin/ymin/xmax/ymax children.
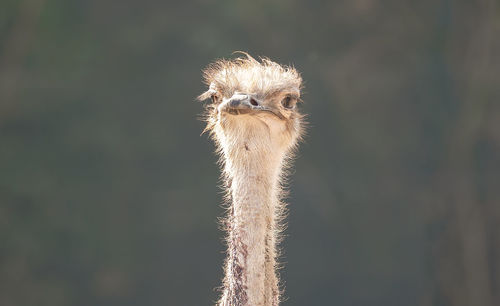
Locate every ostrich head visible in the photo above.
<box><xmin>199</xmin><ymin>54</ymin><xmax>304</xmax><ymax>155</ymax></box>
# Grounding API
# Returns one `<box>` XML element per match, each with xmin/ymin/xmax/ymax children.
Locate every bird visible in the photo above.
<box><xmin>199</xmin><ymin>53</ymin><xmax>304</xmax><ymax>306</ymax></box>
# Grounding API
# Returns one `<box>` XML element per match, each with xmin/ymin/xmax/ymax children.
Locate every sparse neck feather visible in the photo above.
<box><xmin>217</xmin><ymin>122</ymin><xmax>287</xmax><ymax>306</ymax></box>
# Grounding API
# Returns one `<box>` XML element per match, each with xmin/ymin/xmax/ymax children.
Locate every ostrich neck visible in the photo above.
<box><xmin>219</xmin><ymin>142</ymin><xmax>285</xmax><ymax>306</ymax></box>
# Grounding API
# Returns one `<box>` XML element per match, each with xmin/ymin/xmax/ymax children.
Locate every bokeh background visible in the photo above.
<box><xmin>1</xmin><ymin>0</ymin><xmax>499</xmax><ymax>305</ymax></box>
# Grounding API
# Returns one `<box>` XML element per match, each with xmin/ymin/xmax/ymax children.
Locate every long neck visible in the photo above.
<box><xmin>218</xmin><ymin>137</ymin><xmax>285</xmax><ymax>306</ymax></box>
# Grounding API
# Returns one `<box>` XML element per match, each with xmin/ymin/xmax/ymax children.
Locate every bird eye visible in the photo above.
<box><xmin>281</xmin><ymin>96</ymin><xmax>296</xmax><ymax>109</ymax></box>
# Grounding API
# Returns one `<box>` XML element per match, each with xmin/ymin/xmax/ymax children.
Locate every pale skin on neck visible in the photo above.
<box><xmin>217</xmin><ymin>114</ymin><xmax>289</xmax><ymax>306</ymax></box>
<box><xmin>199</xmin><ymin>55</ymin><xmax>304</xmax><ymax>306</ymax></box>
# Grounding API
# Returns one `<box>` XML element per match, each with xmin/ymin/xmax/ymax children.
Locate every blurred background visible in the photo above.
<box><xmin>1</xmin><ymin>0</ymin><xmax>499</xmax><ymax>305</ymax></box>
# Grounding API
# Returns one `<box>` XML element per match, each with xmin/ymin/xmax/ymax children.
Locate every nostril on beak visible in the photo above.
<box><xmin>230</xmin><ymin>99</ymin><xmax>240</xmax><ymax>107</ymax></box>
<box><xmin>250</xmin><ymin>98</ymin><xmax>258</xmax><ymax>106</ymax></box>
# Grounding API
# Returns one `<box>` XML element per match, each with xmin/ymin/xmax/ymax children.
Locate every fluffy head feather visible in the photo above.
<box><xmin>199</xmin><ymin>53</ymin><xmax>302</xmax><ymax>101</ymax></box>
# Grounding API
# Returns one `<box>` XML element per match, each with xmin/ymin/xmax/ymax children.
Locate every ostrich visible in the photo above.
<box><xmin>199</xmin><ymin>54</ymin><xmax>304</xmax><ymax>306</ymax></box>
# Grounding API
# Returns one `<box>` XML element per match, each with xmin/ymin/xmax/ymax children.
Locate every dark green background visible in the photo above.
<box><xmin>1</xmin><ymin>0</ymin><xmax>499</xmax><ymax>305</ymax></box>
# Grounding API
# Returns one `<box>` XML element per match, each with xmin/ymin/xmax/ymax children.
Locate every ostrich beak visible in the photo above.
<box><xmin>219</xmin><ymin>94</ymin><xmax>285</xmax><ymax>120</ymax></box>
